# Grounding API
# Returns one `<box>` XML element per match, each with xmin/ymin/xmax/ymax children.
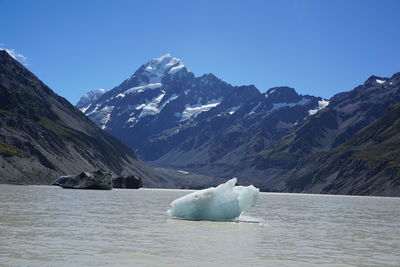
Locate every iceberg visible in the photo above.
<box><xmin>167</xmin><ymin>178</ymin><xmax>259</xmax><ymax>221</ymax></box>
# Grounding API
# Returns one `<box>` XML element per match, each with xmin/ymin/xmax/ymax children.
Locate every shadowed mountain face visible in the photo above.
<box><xmin>79</xmin><ymin>54</ymin><xmax>326</xmax><ymax>176</ymax></box>
<box><xmin>289</xmin><ymin>101</ymin><xmax>400</xmax><ymax>196</ymax></box>
<box><xmin>245</xmin><ymin>73</ymin><xmax>400</xmax><ymax>196</ymax></box>
<box><xmin>0</xmin><ymin>50</ymin><xmax>162</xmax><ymax>186</ymax></box>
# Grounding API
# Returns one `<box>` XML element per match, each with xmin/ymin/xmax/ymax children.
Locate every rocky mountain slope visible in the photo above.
<box><xmin>79</xmin><ymin>54</ymin><xmax>327</xmax><ymax>175</ymax></box>
<box><xmin>244</xmin><ymin>73</ymin><xmax>400</xmax><ymax>196</ymax></box>
<box><xmin>0</xmin><ymin>50</ymin><xmax>163</xmax><ymax>186</ymax></box>
<box><xmin>287</xmin><ymin>101</ymin><xmax>400</xmax><ymax>196</ymax></box>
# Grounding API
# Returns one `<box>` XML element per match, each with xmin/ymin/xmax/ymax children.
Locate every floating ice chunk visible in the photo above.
<box><xmin>235</xmin><ymin>185</ymin><xmax>259</xmax><ymax>211</ymax></box>
<box><xmin>167</xmin><ymin>178</ymin><xmax>259</xmax><ymax>221</ymax></box>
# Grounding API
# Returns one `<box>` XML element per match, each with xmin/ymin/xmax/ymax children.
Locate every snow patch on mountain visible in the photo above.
<box><xmin>376</xmin><ymin>79</ymin><xmax>386</xmax><ymax>84</ymax></box>
<box><xmin>159</xmin><ymin>94</ymin><xmax>179</xmax><ymax>110</ymax></box>
<box><xmin>270</xmin><ymin>97</ymin><xmax>310</xmax><ymax>112</ymax></box>
<box><xmin>228</xmin><ymin>106</ymin><xmax>241</xmax><ymax>115</ymax></box>
<box><xmin>308</xmin><ymin>99</ymin><xmax>330</xmax><ymax>115</ymax></box>
<box><xmin>80</xmin><ymin>104</ymin><xmax>91</xmax><ymax>113</ymax></box>
<box><xmin>127</xmin><ymin>115</ymin><xmax>137</xmax><ymax>124</ymax></box>
<box><xmin>97</xmin><ymin>105</ymin><xmax>114</xmax><ymax>129</ymax></box>
<box><xmin>86</xmin><ymin>104</ymin><xmax>100</xmax><ymax>116</ymax></box>
<box><xmin>180</xmin><ymin>98</ymin><xmax>222</xmax><ymax>121</ymax></box>
<box><xmin>169</xmin><ymin>64</ymin><xmax>185</xmax><ymax>75</ymax></box>
<box><xmin>249</xmin><ymin>102</ymin><xmax>262</xmax><ymax>114</ymax></box>
<box><xmin>76</xmin><ymin>88</ymin><xmax>108</xmax><ymax>111</ymax></box>
<box><xmin>137</xmin><ymin>92</ymin><xmax>166</xmax><ymax>118</ymax></box>
<box><xmin>265</xmin><ymin>89</ymin><xmax>275</xmax><ymax>98</ymax></box>
<box><xmin>125</xmin><ymin>83</ymin><xmax>162</xmax><ymax>95</ymax></box>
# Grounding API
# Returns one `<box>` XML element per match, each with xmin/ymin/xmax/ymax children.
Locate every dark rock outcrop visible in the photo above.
<box><xmin>112</xmin><ymin>175</ymin><xmax>143</xmax><ymax>189</ymax></box>
<box><xmin>51</xmin><ymin>176</ymin><xmax>72</xmax><ymax>186</ymax></box>
<box><xmin>53</xmin><ymin>170</ymin><xmax>113</xmax><ymax>190</ymax></box>
<box><xmin>52</xmin><ymin>171</ymin><xmax>145</xmax><ymax>189</ymax></box>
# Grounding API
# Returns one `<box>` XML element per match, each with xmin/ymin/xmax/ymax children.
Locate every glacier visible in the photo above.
<box><xmin>167</xmin><ymin>178</ymin><xmax>259</xmax><ymax>221</ymax></box>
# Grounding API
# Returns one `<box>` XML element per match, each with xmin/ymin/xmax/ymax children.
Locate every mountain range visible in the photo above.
<box><xmin>79</xmin><ymin>55</ymin><xmax>326</xmax><ymax>170</ymax></box>
<box><xmin>0</xmin><ymin>49</ymin><xmax>398</xmax><ymax>196</ymax></box>
<box><xmin>78</xmin><ymin>54</ymin><xmax>400</xmax><ymax>196</ymax></box>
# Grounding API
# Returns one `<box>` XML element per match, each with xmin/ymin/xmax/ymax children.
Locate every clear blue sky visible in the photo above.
<box><xmin>1</xmin><ymin>0</ymin><xmax>399</xmax><ymax>104</ymax></box>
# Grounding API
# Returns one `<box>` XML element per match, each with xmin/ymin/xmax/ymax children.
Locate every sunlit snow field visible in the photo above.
<box><xmin>0</xmin><ymin>185</ymin><xmax>399</xmax><ymax>266</ymax></box>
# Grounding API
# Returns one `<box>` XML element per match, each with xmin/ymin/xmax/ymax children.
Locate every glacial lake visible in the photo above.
<box><xmin>0</xmin><ymin>185</ymin><xmax>399</xmax><ymax>266</ymax></box>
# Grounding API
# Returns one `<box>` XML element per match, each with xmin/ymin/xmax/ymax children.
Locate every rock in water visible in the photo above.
<box><xmin>112</xmin><ymin>176</ymin><xmax>143</xmax><ymax>189</ymax></box>
<box><xmin>57</xmin><ymin>170</ymin><xmax>113</xmax><ymax>190</ymax></box>
<box><xmin>51</xmin><ymin>175</ymin><xmax>73</xmax><ymax>186</ymax></box>
<box><xmin>167</xmin><ymin>178</ymin><xmax>259</xmax><ymax>221</ymax></box>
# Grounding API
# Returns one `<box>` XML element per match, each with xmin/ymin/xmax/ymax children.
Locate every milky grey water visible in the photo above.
<box><xmin>0</xmin><ymin>185</ymin><xmax>399</xmax><ymax>266</ymax></box>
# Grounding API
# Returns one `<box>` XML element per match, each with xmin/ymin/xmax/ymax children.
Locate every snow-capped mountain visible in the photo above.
<box><xmin>83</xmin><ymin>54</ymin><xmax>234</xmax><ymax>130</ymax></box>
<box><xmin>78</xmin><ymin>54</ymin><xmax>327</xmax><ymax>173</ymax></box>
<box><xmin>76</xmin><ymin>88</ymin><xmax>107</xmax><ymax>112</ymax></box>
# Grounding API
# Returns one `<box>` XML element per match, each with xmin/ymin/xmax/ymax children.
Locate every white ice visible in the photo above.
<box><xmin>142</xmin><ymin>54</ymin><xmax>185</xmax><ymax>83</ymax></box>
<box><xmin>92</xmin><ymin>105</ymin><xmax>114</xmax><ymax>130</ymax></box>
<box><xmin>228</xmin><ymin>105</ymin><xmax>240</xmax><ymax>115</ymax></box>
<box><xmin>138</xmin><ymin>92</ymin><xmax>165</xmax><ymax>118</ymax></box>
<box><xmin>124</xmin><ymin>83</ymin><xmax>162</xmax><ymax>95</ymax></box>
<box><xmin>180</xmin><ymin>98</ymin><xmax>221</xmax><ymax>121</ymax></box>
<box><xmin>167</xmin><ymin>178</ymin><xmax>259</xmax><ymax>221</ymax></box>
<box><xmin>376</xmin><ymin>79</ymin><xmax>386</xmax><ymax>84</ymax></box>
<box><xmin>308</xmin><ymin>99</ymin><xmax>330</xmax><ymax>116</ymax></box>
<box><xmin>249</xmin><ymin>102</ymin><xmax>262</xmax><ymax>114</ymax></box>
<box><xmin>270</xmin><ymin>97</ymin><xmax>310</xmax><ymax>112</ymax></box>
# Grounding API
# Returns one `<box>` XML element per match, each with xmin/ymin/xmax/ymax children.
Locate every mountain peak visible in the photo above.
<box><xmin>153</xmin><ymin>53</ymin><xmax>174</xmax><ymax>62</ymax></box>
<box><xmin>0</xmin><ymin>49</ymin><xmax>8</xmax><ymax>56</ymax></box>
<box><xmin>391</xmin><ymin>72</ymin><xmax>400</xmax><ymax>80</ymax></box>
<box><xmin>142</xmin><ymin>53</ymin><xmax>186</xmax><ymax>77</ymax></box>
<box><xmin>0</xmin><ymin>49</ymin><xmax>15</xmax><ymax>63</ymax></box>
<box><xmin>265</xmin><ymin>86</ymin><xmax>296</xmax><ymax>95</ymax></box>
<box><xmin>364</xmin><ymin>75</ymin><xmax>388</xmax><ymax>86</ymax></box>
<box><xmin>76</xmin><ymin>88</ymin><xmax>108</xmax><ymax>111</ymax></box>
<box><xmin>123</xmin><ymin>54</ymin><xmax>188</xmax><ymax>88</ymax></box>
<box><xmin>264</xmin><ymin>86</ymin><xmax>300</xmax><ymax>103</ymax></box>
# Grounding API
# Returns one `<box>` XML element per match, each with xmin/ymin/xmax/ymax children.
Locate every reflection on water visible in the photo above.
<box><xmin>0</xmin><ymin>185</ymin><xmax>399</xmax><ymax>266</ymax></box>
